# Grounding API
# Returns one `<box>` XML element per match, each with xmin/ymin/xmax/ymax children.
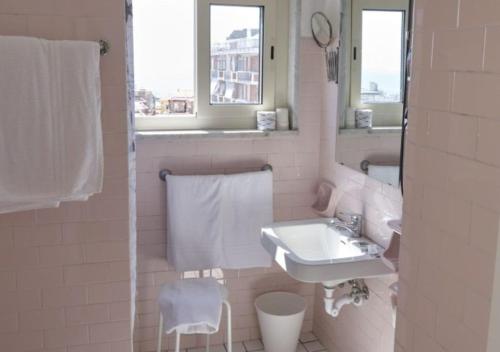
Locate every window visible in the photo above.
<box><xmin>210</xmin><ymin>5</ymin><xmax>263</xmax><ymax>105</ymax></box>
<box><xmin>350</xmin><ymin>0</ymin><xmax>409</xmax><ymax>127</ymax></box>
<box><xmin>360</xmin><ymin>10</ymin><xmax>404</xmax><ymax>104</ymax></box>
<box><xmin>133</xmin><ymin>0</ymin><xmax>195</xmax><ymax>118</ymax></box>
<box><xmin>133</xmin><ymin>0</ymin><xmax>289</xmax><ymax>131</ymax></box>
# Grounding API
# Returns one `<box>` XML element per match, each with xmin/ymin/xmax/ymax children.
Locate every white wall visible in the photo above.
<box><xmin>301</xmin><ymin>0</ymin><xmax>341</xmax><ymax>38</ymax></box>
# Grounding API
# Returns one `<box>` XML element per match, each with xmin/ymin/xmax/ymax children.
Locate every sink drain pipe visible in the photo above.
<box><xmin>323</xmin><ymin>280</ymin><xmax>369</xmax><ymax>318</ymax></box>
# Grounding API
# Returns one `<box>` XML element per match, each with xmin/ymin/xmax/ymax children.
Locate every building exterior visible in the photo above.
<box><xmin>210</xmin><ymin>28</ymin><xmax>261</xmax><ymax>104</ymax></box>
<box><xmin>135</xmin><ymin>89</ymin><xmax>157</xmax><ymax>115</ymax></box>
<box><xmin>136</xmin><ymin>90</ymin><xmax>194</xmax><ymax>116</ymax></box>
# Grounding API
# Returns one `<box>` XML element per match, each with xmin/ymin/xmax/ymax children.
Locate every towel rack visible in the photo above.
<box><xmin>159</xmin><ymin>164</ymin><xmax>273</xmax><ymax>182</ymax></box>
<box><xmin>99</xmin><ymin>40</ymin><xmax>110</xmax><ymax>56</ymax></box>
<box><xmin>360</xmin><ymin>160</ymin><xmax>370</xmax><ymax>173</ymax></box>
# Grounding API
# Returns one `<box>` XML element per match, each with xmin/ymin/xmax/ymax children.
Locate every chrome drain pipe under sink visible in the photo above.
<box><xmin>323</xmin><ymin>280</ymin><xmax>370</xmax><ymax>318</ymax></box>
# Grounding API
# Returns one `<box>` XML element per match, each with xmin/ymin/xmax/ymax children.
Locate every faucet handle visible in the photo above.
<box><xmin>337</xmin><ymin>212</ymin><xmax>362</xmax><ymax>224</ymax></box>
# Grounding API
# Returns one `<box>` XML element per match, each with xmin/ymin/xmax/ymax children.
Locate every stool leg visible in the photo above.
<box><xmin>224</xmin><ymin>300</ymin><xmax>232</xmax><ymax>352</ymax></box>
<box><xmin>206</xmin><ymin>334</ymin><xmax>210</xmax><ymax>352</ymax></box>
<box><xmin>175</xmin><ymin>330</ymin><xmax>181</xmax><ymax>352</ymax></box>
<box><xmin>157</xmin><ymin>313</ymin><xmax>163</xmax><ymax>352</ymax></box>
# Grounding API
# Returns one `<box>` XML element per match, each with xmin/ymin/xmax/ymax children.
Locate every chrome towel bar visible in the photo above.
<box><xmin>99</xmin><ymin>40</ymin><xmax>110</xmax><ymax>56</ymax></box>
<box><xmin>159</xmin><ymin>164</ymin><xmax>273</xmax><ymax>182</ymax></box>
<box><xmin>360</xmin><ymin>160</ymin><xmax>370</xmax><ymax>173</ymax></box>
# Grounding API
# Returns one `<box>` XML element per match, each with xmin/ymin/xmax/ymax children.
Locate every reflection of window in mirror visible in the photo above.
<box><xmin>350</xmin><ymin>0</ymin><xmax>409</xmax><ymax>127</ymax></box>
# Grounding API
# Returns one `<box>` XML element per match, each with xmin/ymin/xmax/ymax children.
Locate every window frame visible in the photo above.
<box><xmin>134</xmin><ymin>0</ymin><xmax>289</xmax><ymax>131</ymax></box>
<box><xmin>350</xmin><ymin>0</ymin><xmax>409</xmax><ymax>127</ymax></box>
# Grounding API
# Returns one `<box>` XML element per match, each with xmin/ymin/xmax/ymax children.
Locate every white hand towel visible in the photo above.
<box><xmin>166</xmin><ymin>174</ymin><xmax>225</xmax><ymax>272</ymax></box>
<box><xmin>220</xmin><ymin>171</ymin><xmax>273</xmax><ymax>268</ymax></box>
<box><xmin>0</xmin><ymin>36</ymin><xmax>103</xmax><ymax>214</ymax></box>
<box><xmin>158</xmin><ymin>278</ymin><xmax>225</xmax><ymax>334</ymax></box>
<box><xmin>166</xmin><ymin>170</ymin><xmax>273</xmax><ymax>272</ymax></box>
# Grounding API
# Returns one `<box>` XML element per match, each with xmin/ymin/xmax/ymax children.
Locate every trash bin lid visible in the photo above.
<box><xmin>255</xmin><ymin>291</ymin><xmax>306</xmax><ymax>316</ymax></box>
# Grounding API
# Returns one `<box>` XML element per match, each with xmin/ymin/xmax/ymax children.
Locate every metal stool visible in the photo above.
<box><xmin>156</xmin><ymin>286</ymin><xmax>232</xmax><ymax>352</ymax></box>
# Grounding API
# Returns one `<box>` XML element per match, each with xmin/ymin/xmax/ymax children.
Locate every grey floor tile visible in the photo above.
<box><xmin>304</xmin><ymin>340</ymin><xmax>326</xmax><ymax>352</ymax></box>
<box><xmin>188</xmin><ymin>345</ymin><xmax>226</xmax><ymax>352</ymax></box>
<box><xmin>225</xmin><ymin>342</ymin><xmax>246</xmax><ymax>352</ymax></box>
<box><xmin>243</xmin><ymin>340</ymin><xmax>264</xmax><ymax>351</ymax></box>
<box><xmin>297</xmin><ymin>343</ymin><xmax>307</xmax><ymax>352</ymax></box>
<box><xmin>299</xmin><ymin>332</ymin><xmax>318</xmax><ymax>343</ymax></box>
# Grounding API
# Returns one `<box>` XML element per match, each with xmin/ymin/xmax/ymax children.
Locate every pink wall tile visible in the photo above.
<box><xmin>476</xmin><ymin>118</ymin><xmax>500</xmax><ymax>166</ymax></box>
<box><xmin>66</xmin><ymin>305</ymin><xmax>110</xmax><ymax>326</ymax></box>
<box><xmin>459</xmin><ymin>0</ymin><xmax>500</xmax><ymax>27</ymax></box>
<box><xmin>39</xmin><ymin>245</ymin><xmax>84</xmax><ymax>266</ymax></box>
<box><xmin>83</xmin><ymin>242</ymin><xmax>129</xmax><ymax>263</ymax></box>
<box><xmin>452</xmin><ymin>72</ymin><xmax>500</xmax><ymax>118</ymax></box>
<box><xmin>90</xmin><ymin>321</ymin><xmax>131</xmax><ymax>343</ymax></box>
<box><xmin>0</xmin><ymin>331</ymin><xmax>44</xmax><ymax>352</ymax></box>
<box><xmin>484</xmin><ymin>25</ymin><xmax>500</xmax><ymax>72</ymax></box>
<box><xmin>18</xmin><ymin>309</ymin><xmax>66</xmax><ymax>331</ymax></box>
<box><xmin>0</xmin><ymin>14</ymin><xmax>28</xmax><ymax>35</ymax></box>
<box><xmin>17</xmin><ymin>267</ymin><xmax>64</xmax><ymax>289</ymax></box>
<box><xmin>395</xmin><ymin>0</ymin><xmax>500</xmax><ymax>351</ymax></box>
<box><xmin>0</xmin><ymin>312</ymin><xmax>19</xmax><ymax>333</ymax></box>
<box><xmin>432</xmin><ymin>27</ymin><xmax>485</xmax><ymax>71</ymax></box>
<box><xmin>88</xmin><ymin>282</ymin><xmax>131</xmax><ymax>305</ymax></box>
<box><xmin>13</xmin><ymin>224</ymin><xmax>62</xmax><ymax>247</ymax></box>
<box><xmin>414</xmin><ymin>0</ymin><xmax>459</xmax><ymax>30</ymax></box>
<box><xmin>0</xmin><ymin>2</ymin><xmax>132</xmax><ymax>351</ymax></box>
<box><xmin>44</xmin><ymin>326</ymin><xmax>90</xmax><ymax>348</ymax></box>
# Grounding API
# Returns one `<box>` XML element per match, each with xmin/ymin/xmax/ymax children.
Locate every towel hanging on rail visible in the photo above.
<box><xmin>0</xmin><ymin>36</ymin><xmax>103</xmax><ymax>214</ymax></box>
<box><xmin>165</xmin><ymin>169</ymin><xmax>273</xmax><ymax>272</ymax></box>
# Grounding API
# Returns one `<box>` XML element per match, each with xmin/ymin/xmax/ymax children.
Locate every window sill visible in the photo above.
<box><xmin>135</xmin><ymin>129</ymin><xmax>299</xmax><ymax>140</ymax></box>
<box><xmin>339</xmin><ymin>126</ymin><xmax>402</xmax><ymax>135</ymax></box>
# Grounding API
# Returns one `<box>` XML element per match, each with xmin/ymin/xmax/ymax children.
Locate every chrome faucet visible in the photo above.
<box><xmin>331</xmin><ymin>212</ymin><xmax>363</xmax><ymax>238</ymax></box>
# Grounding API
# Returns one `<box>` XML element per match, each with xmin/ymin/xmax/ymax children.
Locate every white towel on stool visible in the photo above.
<box><xmin>158</xmin><ymin>278</ymin><xmax>226</xmax><ymax>334</ymax></box>
<box><xmin>165</xmin><ymin>170</ymin><xmax>273</xmax><ymax>271</ymax></box>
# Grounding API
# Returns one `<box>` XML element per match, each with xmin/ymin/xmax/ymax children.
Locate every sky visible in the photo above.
<box><xmin>361</xmin><ymin>10</ymin><xmax>404</xmax><ymax>98</ymax></box>
<box><xmin>211</xmin><ymin>5</ymin><xmax>261</xmax><ymax>43</ymax></box>
<box><xmin>133</xmin><ymin>0</ymin><xmax>194</xmax><ymax>98</ymax></box>
<box><xmin>133</xmin><ymin>0</ymin><xmax>261</xmax><ymax>99</ymax></box>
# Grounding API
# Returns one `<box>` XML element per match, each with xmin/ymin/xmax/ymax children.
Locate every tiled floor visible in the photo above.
<box><xmin>175</xmin><ymin>332</ymin><xmax>326</xmax><ymax>352</ymax></box>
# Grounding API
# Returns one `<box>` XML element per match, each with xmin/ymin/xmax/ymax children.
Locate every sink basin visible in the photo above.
<box><xmin>261</xmin><ymin>218</ymin><xmax>394</xmax><ymax>285</ymax></box>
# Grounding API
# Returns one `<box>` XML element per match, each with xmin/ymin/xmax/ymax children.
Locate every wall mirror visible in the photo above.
<box><xmin>335</xmin><ymin>0</ymin><xmax>411</xmax><ymax>188</ymax></box>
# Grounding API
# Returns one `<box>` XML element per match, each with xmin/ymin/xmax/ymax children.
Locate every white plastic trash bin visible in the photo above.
<box><xmin>255</xmin><ymin>292</ymin><xmax>306</xmax><ymax>352</ymax></box>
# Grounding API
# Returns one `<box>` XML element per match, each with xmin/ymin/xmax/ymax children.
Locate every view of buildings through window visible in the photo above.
<box><xmin>133</xmin><ymin>1</ymin><xmax>263</xmax><ymax>117</ymax></box>
<box><xmin>360</xmin><ymin>10</ymin><xmax>404</xmax><ymax>104</ymax></box>
<box><xmin>210</xmin><ymin>5</ymin><xmax>263</xmax><ymax>105</ymax></box>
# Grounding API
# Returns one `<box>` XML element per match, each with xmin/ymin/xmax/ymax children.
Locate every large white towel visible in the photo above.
<box><xmin>166</xmin><ymin>170</ymin><xmax>273</xmax><ymax>272</ymax></box>
<box><xmin>158</xmin><ymin>278</ymin><xmax>226</xmax><ymax>334</ymax></box>
<box><xmin>0</xmin><ymin>36</ymin><xmax>103</xmax><ymax>214</ymax></box>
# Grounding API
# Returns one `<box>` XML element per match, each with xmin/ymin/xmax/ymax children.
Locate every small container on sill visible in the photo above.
<box><xmin>257</xmin><ymin>111</ymin><xmax>277</xmax><ymax>131</ymax></box>
<box><xmin>276</xmin><ymin>108</ymin><xmax>290</xmax><ymax>131</ymax></box>
<box><xmin>354</xmin><ymin>109</ymin><xmax>373</xmax><ymax>129</ymax></box>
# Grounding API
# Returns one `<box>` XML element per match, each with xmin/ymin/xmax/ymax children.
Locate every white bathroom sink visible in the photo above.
<box><xmin>261</xmin><ymin>218</ymin><xmax>394</xmax><ymax>285</ymax></box>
